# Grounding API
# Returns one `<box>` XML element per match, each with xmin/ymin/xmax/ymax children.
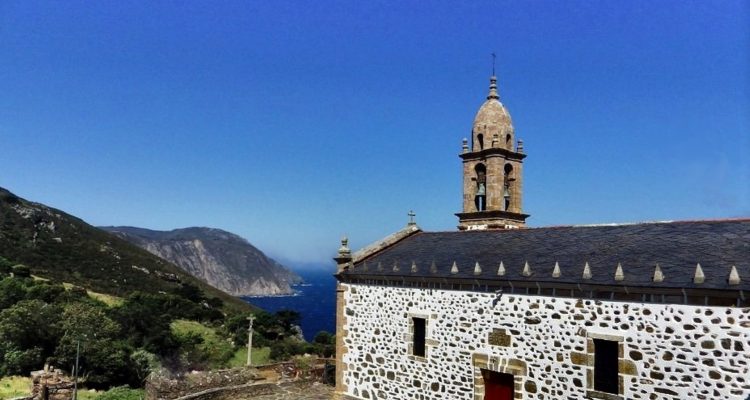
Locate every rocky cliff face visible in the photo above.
<box><xmin>101</xmin><ymin>226</ymin><xmax>302</xmax><ymax>296</ymax></box>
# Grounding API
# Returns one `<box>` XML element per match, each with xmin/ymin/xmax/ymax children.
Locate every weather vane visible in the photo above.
<box><xmin>491</xmin><ymin>52</ymin><xmax>496</xmax><ymax>76</ymax></box>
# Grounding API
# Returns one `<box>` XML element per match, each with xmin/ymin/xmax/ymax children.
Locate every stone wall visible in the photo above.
<box><xmin>28</xmin><ymin>367</ymin><xmax>74</xmax><ymax>400</ymax></box>
<box><xmin>338</xmin><ymin>283</ymin><xmax>750</xmax><ymax>400</ymax></box>
<box><xmin>146</xmin><ymin>368</ymin><xmax>260</xmax><ymax>400</ymax></box>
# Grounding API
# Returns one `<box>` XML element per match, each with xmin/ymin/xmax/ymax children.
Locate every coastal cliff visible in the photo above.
<box><xmin>102</xmin><ymin>226</ymin><xmax>302</xmax><ymax>296</ymax></box>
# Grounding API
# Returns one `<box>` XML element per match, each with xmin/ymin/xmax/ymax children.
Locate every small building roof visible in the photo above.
<box><xmin>340</xmin><ymin>219</ymin><xmax>750</xmax><ymax>292</ymax></box>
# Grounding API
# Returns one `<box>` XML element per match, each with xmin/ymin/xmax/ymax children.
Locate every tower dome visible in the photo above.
<box><xmin>471</xmin><ymin>76</ymin><xmax>514</xmax><ymax>151</ymax></box>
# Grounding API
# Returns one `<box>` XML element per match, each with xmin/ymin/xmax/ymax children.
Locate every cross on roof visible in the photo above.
<box><xmin>408</xmin><ymin>210</ymin><xmax>416</xmax><ymax>225</ymax></box>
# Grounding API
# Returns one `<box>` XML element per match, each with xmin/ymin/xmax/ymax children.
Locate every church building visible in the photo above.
<box><xmin>333</xmin><ymin>75</ymin><xmax>750</xmax><ymax>400</ymax></box>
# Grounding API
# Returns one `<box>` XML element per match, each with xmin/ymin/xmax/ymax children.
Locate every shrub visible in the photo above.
<box><xmin>0</xmin><ymin>256</ymin><xmax>14</xmax><ymax>275</ymax></box>
<box><xmin>269</xmin><ymin>338</ymin><xmax>308</xmax><ymax>361</ymax></box>
<box><xmin>97</xmin><ymin>386</ymin><xmax>145</xmax><ymax>400</ymax></box>
<box><xmin>11</xmin><ymin>265</ymin><xmax>31</xmax><ymax>278</ymax></box>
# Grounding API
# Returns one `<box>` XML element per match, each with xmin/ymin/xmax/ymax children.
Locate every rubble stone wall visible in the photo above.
<box><xmin>338</xmin><ymin>283</ymin><xmax>750</xmax><ymax>400</ymax></box>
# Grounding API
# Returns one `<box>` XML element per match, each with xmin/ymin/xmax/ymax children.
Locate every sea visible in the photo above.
<box><xmin>242</xmin><ymin>268</ymin><xmax>337</xmax><ymax>341</ymax></box>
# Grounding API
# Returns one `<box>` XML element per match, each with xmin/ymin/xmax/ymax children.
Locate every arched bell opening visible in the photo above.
<box><xmin>474</xmin><ymin>163</ymin><xmax>487</xmax><ymax>211</ymax></box>
<box><xmin>503</xmin><ymin>163</ymin><xmax>513</xmax><ymax>211</ymax></box>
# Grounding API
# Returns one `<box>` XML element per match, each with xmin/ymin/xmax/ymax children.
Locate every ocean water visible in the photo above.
<box><xmin>243</xmin><ymin>269</ymin><xmax>337</xmax><ymax>341</ymax></box>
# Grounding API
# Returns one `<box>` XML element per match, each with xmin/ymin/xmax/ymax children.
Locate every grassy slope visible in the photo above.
<box><xmin>0</xmin><ymin>376</ymin><xmax>29</xmax><ymax>399</ymax></box>
<box><xmin>0</xmin><ymin>376</ymin><xmax>142</xmax><ymax>400</ymax></box>
<box><xmin>171</xmin><ymin>320</ymin><xmax>271</xmax><ymax>368</ymax></box>
<box><xmin>0</xmin><ymin>187</ymin><xmax>252</xmax><ymax>313</ymax></box>
<box><xmin>228</xmin><ymin>346</ymin><xmax>271</xmax><ymax>367</ymax></box>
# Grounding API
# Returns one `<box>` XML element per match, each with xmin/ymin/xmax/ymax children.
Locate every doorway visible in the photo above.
<box><xmin>482</xmin><ymin>369</ymin><xmax>514</xmax><ymax>400</ymax></box>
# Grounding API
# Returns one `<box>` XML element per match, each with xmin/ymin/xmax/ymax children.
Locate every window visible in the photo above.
<box><xmin>477</xmin><ymin>134</ymin><xmax>484</xmax><ymax>150</ymax></box>
<box><xmin>593</xmin><ymin>339</ymin><xmax>618</xmax><ymax>394</ymax></box>
<box><xmin>412</xmin><ymin>317</ymin><xmax>426</xmax><ymax>357</ymax></box>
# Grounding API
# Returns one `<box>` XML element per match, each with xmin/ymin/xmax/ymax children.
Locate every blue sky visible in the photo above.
<box><xmin>1</xmin><ymin>1</ymin><xmax>748</xmax><ymax>267</ymax></box>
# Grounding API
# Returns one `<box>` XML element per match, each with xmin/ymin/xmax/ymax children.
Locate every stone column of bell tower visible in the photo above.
<box><xmin>456</xmin><ymin>75</ymin><xmax>529</xmax><ymax>230</ymax></box>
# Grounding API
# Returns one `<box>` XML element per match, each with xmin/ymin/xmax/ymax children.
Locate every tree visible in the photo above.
<box><xmin>275</xmin><ymin>310</ymin><xmax>301</xmax><ymax>333</ymax></box>
<box><xmin>55</xmin><ymin>302</ymin><xmax>129</xmax><ymax>387</ymax></box>
<box><xmin>312</xmin><ymin>331</ymin><xmax>335</xmax><ymax>358</ymax></box>
<box><xmin>171</xmin><ymin>282</ymin><xmax>204</xmax><ymax>303</ymax></box>
<box><xmin>0</xmin><ymin>299</ymin><xmax>61</xmax><ymax>375</ymax></box>
<box><xmin>313</xmin><ymin>331</ymin><xmax>333</xmax><ymax>345</ymax></box>
<box><xmin>113</xmin><ymin>293</ymin><xmax>180</xmax><ymax>355</ymax></box>
<box><xmin>0</xmin><ymin>277</ymin><xmax>28</xmax><ymax>310</ymax></box>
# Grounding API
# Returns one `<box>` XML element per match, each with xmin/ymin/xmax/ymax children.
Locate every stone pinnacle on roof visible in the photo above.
<box><xmin>338</xmin><ymin>237</ymin><xmax>351</xmax><ymax>257</ymax></box>
<box><xmin>430</xmin><ymin>259</ymin><xmax>437</xmax><ymax>273</ymax></box>
<box><xmin>474</xmin><ymin>262</ymin><xmax>482</xmax><ymax>275</ymax></box>
<box><xmin>487</xmin><ymin>75</ymin><xmax>500</xmax><ymax>100</ymax></box>
<box><xmin>411</xmin><ymin>261</ymin><xmax>418</xmax><ymax>273</ymax></box>
<box><xmin>377</xmin><ymin>261</ymin><xmax>383</xmax><ymax>272</ymax></box>
<box><xmin>393</xmin><ymin>261</ymin><xmax>399</xmax><ymax>272</ymax></box>
<box><xmin>614</xmin><ymin>263</ymin><xmax>624</xmax><ymax>281</ymax></box>
<box><xmin>362</xmin><ymin>261</ymin><xmax>368</xmax><ymax>272</ymax></box>
<box><xmin>497</xmin><ymin>261</ymin><xmax>505</xmax><ymax>276</ymax></box>
<box><xmin>728</xmin><ymin>265</ymin><xmax>741</xmax><ymax>285</ymax></box>
<box><xmin>694</xmin><ymin>263</ymin><xmax>705</xmax><ymax>284</ymax></box>
<box><xmin>522</xmin><ymin>261</ymin><xmax>532</xmax><ymax>277</ymax></box>
<box><xmin>653</xmin><ymin>264</ymin><xmax>664</xmax><ymax>283</ymax></box>
<box><xmin>451</xmin><ymin>261</ymin><xmax>459</xmax><ymax>274</ymax></box>
<box><xmin>582</xmin><ymin>262</ymin><xmax>592</xmax><ymax>280</ymax></box>
<box><xmin>552</xmin><ymin>261</ymin><xmax>561</xmax><ymax>278</ymax></box>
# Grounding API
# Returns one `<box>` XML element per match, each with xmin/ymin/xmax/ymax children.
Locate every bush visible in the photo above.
<box><xmin>130</xmin><ymin>350</ymin><xmax>160</xmax><ymax>384</ymax></box>
<box><xmin>0</xmin><ymin>256</ymin><xmax>14</xmax><ymax>275</ymax></box>
<box><xmin>11</xmin><ymin>265</ymin><xmax>30</xmax><ymax>278</ymax></box>
<box><xmin>0</xmin><ymin>277</ymin><xmax>29</xmax><ymax>310</ymax></box>
<box><xmin>269</xmin><ymin>338</ymin><xmax>308</xmax><ymax>361</ymax></box>
<box><xmin>97</xmin><ymin>386</ymin><xmax>145</xmax><ymax>400</ymax></box>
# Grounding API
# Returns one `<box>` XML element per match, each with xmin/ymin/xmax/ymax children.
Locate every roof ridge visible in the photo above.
<box><xmin>418</xmin><ymin>217</ymin><xmax>750</xmax><ymax>234</ymax></box>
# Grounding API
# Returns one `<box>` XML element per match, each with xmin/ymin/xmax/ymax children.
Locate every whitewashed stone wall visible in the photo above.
<box><xmin>339</xmin><ymin>283</ymin><xmax>750</xmax><ymax>400</ymax></box>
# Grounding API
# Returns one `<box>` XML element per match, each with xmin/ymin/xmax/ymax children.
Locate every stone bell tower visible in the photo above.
<box><xmin>456</xmin><ymin>75</ymin><xmax>529</xmax><ymax>230</ymax></box>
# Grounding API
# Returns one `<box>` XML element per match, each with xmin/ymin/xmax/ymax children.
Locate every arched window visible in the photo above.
<box><xmin>477</xmin><ymin>134</ymin><xmax>484</xmax><ymax>151</ymax></box>
<box><xmin>505</xmin><ymin>134</ymin><xmax>512</xmax><ymax>148</ymax></box>
<box><xmin>475</xmin><ymin>164</ymin><xmax>487</xmax><ymax>211</ymax></box>
<box><xmin>503</xmin><ymin>164</ymin><xmax>513</xmax><ymax>211</ymax></box>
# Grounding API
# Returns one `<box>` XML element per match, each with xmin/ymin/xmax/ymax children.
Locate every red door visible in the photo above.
<box><xmin>482</xmin><ymin>369</ymin><xmax>514</xmax><ymax>400</ymax></box>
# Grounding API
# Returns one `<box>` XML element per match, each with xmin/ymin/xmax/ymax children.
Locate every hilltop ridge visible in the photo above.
<box><xmin>0</xmin><ymin>187</ymin><xmax>251</xmax><ymax>312</ymax></box>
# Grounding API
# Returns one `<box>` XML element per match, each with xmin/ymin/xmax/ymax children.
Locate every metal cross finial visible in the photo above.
<box><xmin>491</xmin><ymin>52</ymin><xmax>496</xmax><ymax>76</ymax></box>
<box><xmin>408</xmin><ymin>210</ymin><xmax>416</xmax><ymax>225</ymax></box>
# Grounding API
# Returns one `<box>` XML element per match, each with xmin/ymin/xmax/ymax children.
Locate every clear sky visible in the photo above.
<box><xmin>1</xmin><ymin>1</ymin><xmax>748</xmax><ymax>267</ymax></box>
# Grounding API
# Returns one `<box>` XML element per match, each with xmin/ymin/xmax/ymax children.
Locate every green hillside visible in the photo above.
<box><xmin>0</xmin><ymin>187</ymin><xmax>251</xmax><ymax>313</ymax></box>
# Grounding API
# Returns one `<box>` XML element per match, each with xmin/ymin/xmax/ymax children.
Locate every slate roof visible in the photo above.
<box><xmin>341</xmin><ymin>219</ymin><xmax>750</xmax><ymax>291</ymax></box>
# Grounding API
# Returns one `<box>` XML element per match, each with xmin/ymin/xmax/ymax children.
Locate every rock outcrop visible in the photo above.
<box><xmin>101</xmin><ymin>226</ymin><xmax>302</xmax><ymax>296</ymax></box>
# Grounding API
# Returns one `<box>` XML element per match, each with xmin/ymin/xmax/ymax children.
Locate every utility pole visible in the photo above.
<box><xmin>73</xmin><ymin>339</ymin><xmax>80</xmax><ymax>400</ymax></box>
<box><xmin>246</xmin><ymin>315</ymin><xmax>255</xmax><ymax>367</ymax></box>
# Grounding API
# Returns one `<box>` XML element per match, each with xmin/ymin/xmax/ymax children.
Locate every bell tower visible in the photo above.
<box><xmin>456</xmin><ymin>75</ymin><xmax>529</xmax><ymax>230</ymax></box>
